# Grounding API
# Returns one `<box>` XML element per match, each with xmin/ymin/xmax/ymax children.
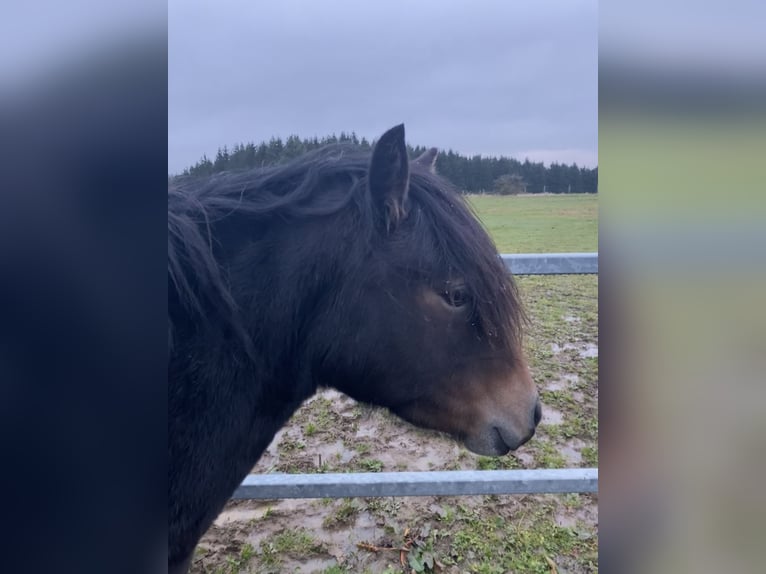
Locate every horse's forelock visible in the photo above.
<box><xmin>406</xmin><ymin>171</ymin><xmax>527</xmax><ymax>352</ymax></box>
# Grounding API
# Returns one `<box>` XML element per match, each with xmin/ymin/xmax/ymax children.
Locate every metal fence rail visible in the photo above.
<box><xmin>234</xmin><ymin>253</ymin><xmax>599</xmax><ymax>500</ymax></box>
<box><xmin>501</xmin><ymin>252</ymin><xmax>598</xmax><ymax>275</ymax></box>
<box><xmin>233</xmin><ymin>468</ymin><xmax>597</xmax><ymax>499</ymax></box>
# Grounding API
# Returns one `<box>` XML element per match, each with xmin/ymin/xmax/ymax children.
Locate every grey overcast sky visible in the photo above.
<box><xmin>169</xmin><ymin>0</ymin><xmax>597</xmax><ymax>175</ymax></box>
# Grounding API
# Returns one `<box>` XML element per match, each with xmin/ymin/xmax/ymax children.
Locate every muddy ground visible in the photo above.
<box><xmin>191</xmin><ymin>276</ymin><xmax>598</xmax><ymax>573</ymax></box>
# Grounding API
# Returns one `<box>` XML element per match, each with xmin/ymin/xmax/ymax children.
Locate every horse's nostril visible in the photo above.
<box><xmin>533</xmin><ymin>400</ymin><xmax>542</xmax><ymax>426</ymax></box>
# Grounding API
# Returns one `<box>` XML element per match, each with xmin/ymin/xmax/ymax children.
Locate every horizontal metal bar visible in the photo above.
<box><xmin>232</xmin><ymin>468</ymin><xmax>598</xmax><ymax>499</ymax></box>
<box><xmin>502</xmin><ymin>252</ymin><xmax>598</xmax><ymax>275</ymax></box>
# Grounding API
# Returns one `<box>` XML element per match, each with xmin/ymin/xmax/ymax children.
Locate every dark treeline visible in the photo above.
<box><xmin>181</xmin><ymin>132</ymin><xmax>597</xmax><ymax>194</ymax></box>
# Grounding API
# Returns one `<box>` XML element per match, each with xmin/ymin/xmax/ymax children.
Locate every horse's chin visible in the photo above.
<box><xmin>463</xmin><ymin>426</ymin><xmax>531</xmax><ymax>456</ymax></box>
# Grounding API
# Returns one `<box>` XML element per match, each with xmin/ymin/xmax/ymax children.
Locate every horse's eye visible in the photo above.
<box><xmin>443</xmin><ymin>286</ymin><xmax>469</xmax><ymax>308</ymax></box>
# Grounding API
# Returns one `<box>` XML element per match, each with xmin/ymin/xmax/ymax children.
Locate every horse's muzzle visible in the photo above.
<box><xmin>464</xmin><ymin>398</ymin><xmax>541</xmax><ymax>456</ymax></box>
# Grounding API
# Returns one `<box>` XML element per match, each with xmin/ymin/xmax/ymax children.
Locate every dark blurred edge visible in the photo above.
<box><xmin>0</xmin><ymin>32</ymin><xmax>167</xmax><ymax>574</ymax></box>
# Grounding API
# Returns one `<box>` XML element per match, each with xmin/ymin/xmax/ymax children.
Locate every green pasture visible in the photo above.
<box><xmin>466</xmin><ymin>193</ymin><xmax>598</xmax><ymax>253</ymax></box>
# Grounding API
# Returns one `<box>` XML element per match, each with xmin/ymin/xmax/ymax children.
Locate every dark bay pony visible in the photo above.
<box><xmin>168</xmin><ymin>125</ymin><xmax>541</xmax><ymax>574</ymax></box>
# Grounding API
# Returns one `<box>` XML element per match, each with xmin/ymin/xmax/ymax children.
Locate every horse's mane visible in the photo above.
<box><xmin>168</xmin><ymin>143</ymin><xmax>525</xmax><ymax>355</ymax></box>
<box><xmin>168</xmin><ymin>145</ymin><xmax>370</xmax><ymax>350</ymax></box>
<box><xmin>168</xmin><ymin>144</ymin><xmax>372</xmax><ymax>221</ymax></box>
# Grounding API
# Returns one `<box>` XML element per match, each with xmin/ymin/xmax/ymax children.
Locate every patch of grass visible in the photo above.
<box><xmin>274</xmin><ymin>457</ymin><xmax>316</xmax><ymax>474</ymax></box>
<box><xmin>532</xmin><ymin>441</ymin><xmax>568</xmax><ymax>469</ymax></box>
<box><xmin>476</xmin><ymin>455</ymin><xmax>522</xmax><ymax>470</ymax></box>
<box><xmin>557</xmin><ymin>413</ymin><xmax>598</xmax><ymax>442</ymax></box>
<box><xmin>310</xmin><ymin>396</ymin><xmax>337</xmax><ymax>432</ymax></box>
<box><xmin>356</xmin><ymin>458</ymin><xmax>384</xmax><ymax>472</ymax></box>
<box><xmin>277</xmin><ymin>434</ymin><xmax>305</xmax><ymax>452</ymax></box>
<box><xmin>437</xmin><ymin>502</ymin><xmax>597</xmax><ymax>573</ymax></box>
<box><xmin>540</xmin><ymin>390</ymin><xmax>578</xmax><ymax>410</ymax></box>
<box><xmin>211</xmin><ymin>543</ymin><xmax>254</xmax><ymax>574</ymax></box>
<box><xmin>364</xmin><ymin>497</ymin><xmax>402</xmax><ymax>517</ymax></box>
<box><xmin>581</xmin><ymin>445</ymin><xmax>598</xmax><ymax>466</ymax></box>
<box><xmin>563</xmin><ymin>493</ymin><xmax>585</xmax><ymax>509</ymax></box>
<box><xmin>429</xmin><ymin>504</ymin><xmax>457</xmax><ymax>525</ymax></box>
<box><xmin>259</xmin><ymin>528</ymin><xmax>325</xmax><ymax>568</ymax></box>
<box><xmin>322</xmin><ymin>499</ymin><xmax>360</xmax><ymax>528</ymax></box>
<box><xmin>291</xmin><ymin>396</ymin><xmax>342</xmax><ymax>439</ymax></box>
<box><xmin>575</xmin><ymin>356</ymin><xmax>599</xmax><ymax>389</ymax></box>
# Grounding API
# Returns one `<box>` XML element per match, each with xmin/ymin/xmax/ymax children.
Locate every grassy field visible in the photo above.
<box><xmin>192</xmin><ymin>194</ymin><xmax>599</xmax><ymax>574</ymax></box>
<box><xmin>467</xmin><ymin>193</ymin><xmax>598</xmax><ymax>253</ymax></box>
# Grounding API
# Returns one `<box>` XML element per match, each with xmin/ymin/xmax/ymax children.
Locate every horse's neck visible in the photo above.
<box><xmin>168</xmin><ymin>354</ymin><xmax>314</xmax><ymax>564</ymax></box>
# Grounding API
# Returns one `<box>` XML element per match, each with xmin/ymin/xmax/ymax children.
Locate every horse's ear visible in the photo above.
<box><xmin>369</xmin><ymin>124</ymin><xmax>409</xmax><ymax>230</ymax></box>
<box><xmin>413</xmin><ymin>147</ymin><xmax>439</xmax><ymax>173</ymax></box>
